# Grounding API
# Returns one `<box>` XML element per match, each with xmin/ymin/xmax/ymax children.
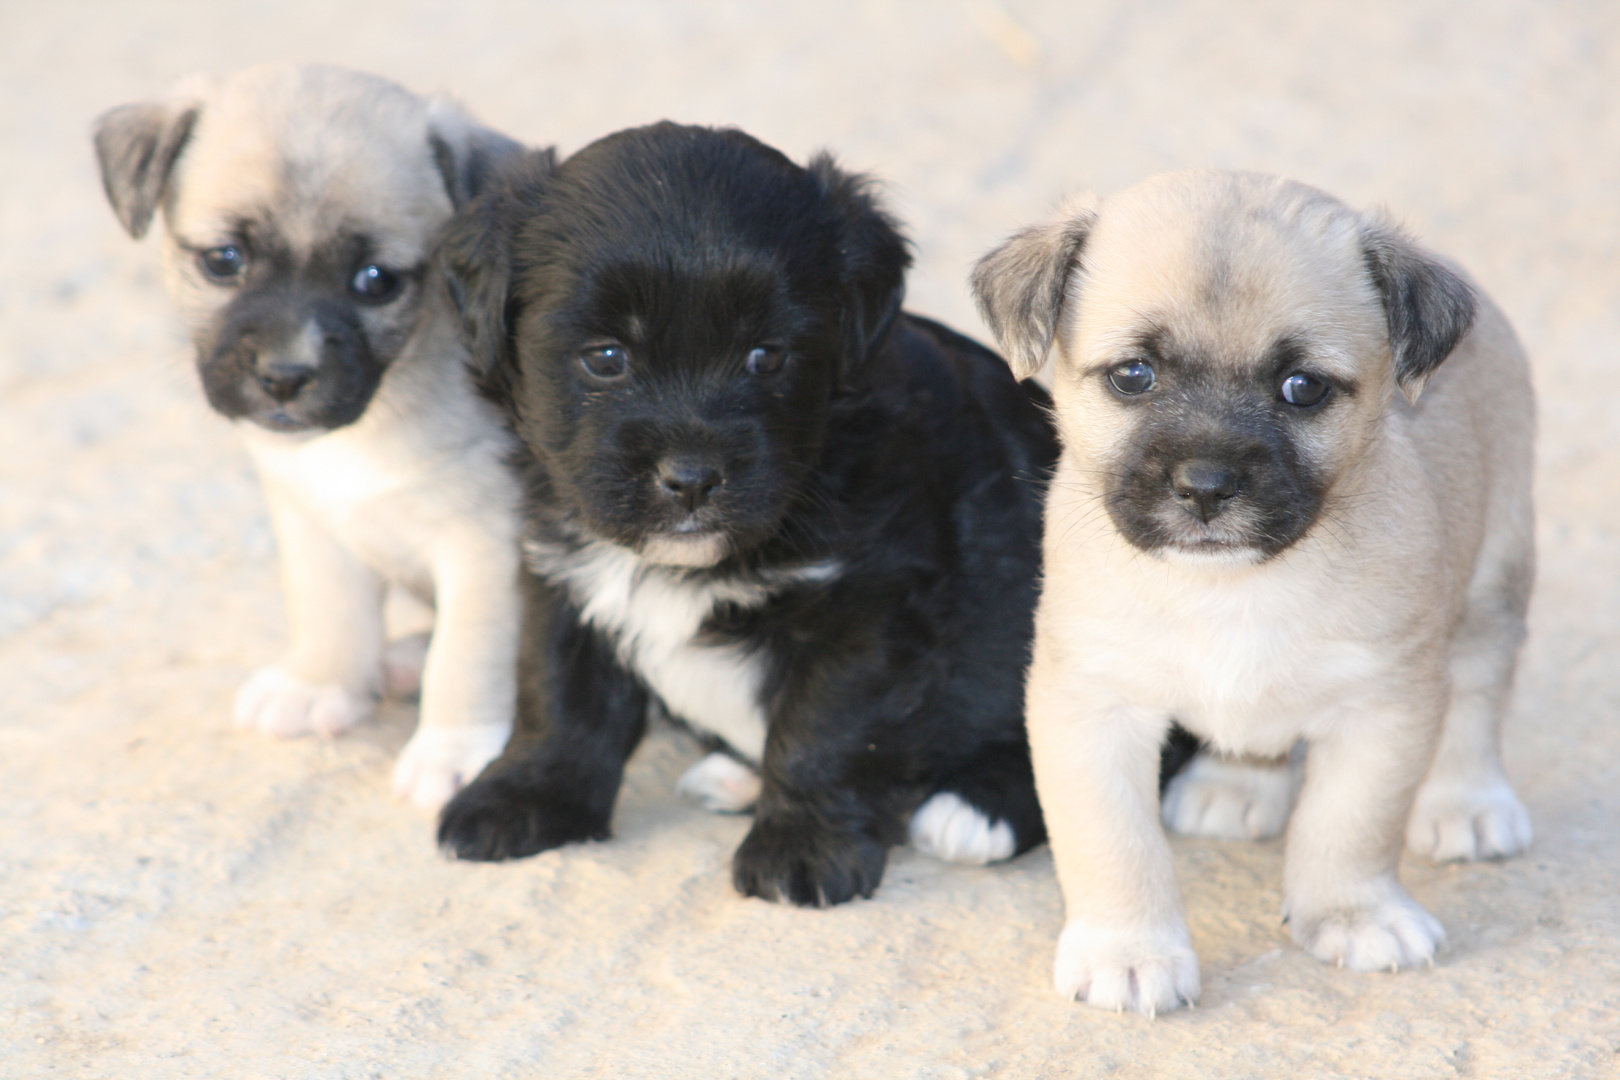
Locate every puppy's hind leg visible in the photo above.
<box><xmin>1161</xmin><ymin>746</ymin><xmax>1301</xmax><ymax>841</ymax></box>
<box><xmin>909</xmin><ymin>742</ymin><xmax>1044</xmax><ymax>866</ymax></box>
<box><xmin>235</xmin><ymin>489</ymin><xmax>383</xmax><ymax>738</ymax></box>
<box><xmin>676</xmin><ymin>750</ymin><xmax>762</xmax><ymax>814</ymax></box>
<box><xmin>1407</xmin><ymin>557</ymin><xmax>1534</xmax><ymax>861</ymax></box>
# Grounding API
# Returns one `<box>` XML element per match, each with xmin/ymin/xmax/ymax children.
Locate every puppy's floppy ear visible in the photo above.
<box><xmin>93</xmin><ymin>99</ymin><xmax>201</xmax><ymax>240</ymax></box>
<box><xmin>808</xmin><ymin>154</ymin><xmax>911</xmax><ymax>371</ymax></box>
<box><xmin>971</xmin><ymin>198</ymin><xmax>1097</xmax><ymax>380</ymax></box>
<box><xmin>426</xmin><ymin>98</ymin><xmax>526</xmax><ymax>209</ymax></box>
<box><xmin>1359</xmin><ymin>217</ymin><xmax>1476</xmax><ymax>404</ymax></box>
<box><xmin>439</xmin><ymin>148</ymin><xmax>558</xmax><ymax>381</ymax></box>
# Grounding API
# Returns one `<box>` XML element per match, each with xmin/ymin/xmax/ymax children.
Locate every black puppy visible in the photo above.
<box><xmin>436</xmin><ymin>123</ymin><xmax>1057</xmax><ymax>906</ymax></box>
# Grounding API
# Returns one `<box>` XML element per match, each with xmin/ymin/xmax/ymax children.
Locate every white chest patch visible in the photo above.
<box><xmin>526</xmin><ymin>539</ymin><xmax>840</xmax><ymax>764</ymax></box>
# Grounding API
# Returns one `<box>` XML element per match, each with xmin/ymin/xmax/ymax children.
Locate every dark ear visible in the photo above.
<box><xmin>808</xmin><ymin>154</ymin><xmax>911</xmax><ymax>372</ymax></box>
<box><xmin>93</xmin><ymin>101</ymin><xmax>200</xmax><ymax>239</ymax></box>
<box><xmin>426</xmin><ymin>98</ymin><xmax>526</xmax><ymax>209</ymax></box>
<box><xmin>1360</xmin><ymin>219</ymin><xmax>1476</xmax><ymax>404</ymax></box>
<box><xmin>971</xmin><ymin>203</ymin><xmax>1096</xmax><ymax>380</ymax></box>
<box><xmin>438</xmin><ymin>148</ymin><xmax>557</xmax><ymax>383</ymax></box>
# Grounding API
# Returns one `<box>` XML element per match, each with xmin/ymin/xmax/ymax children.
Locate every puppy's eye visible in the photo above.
<box><xmin>351</xmin><ymin>264</ymin><xmax>401</xmax><ymax>303</ymax></box>
<box><xmin>746</xmin><ymin>346</ymin><xmax>786</xmax><ymax>376</ymax></box>
<box><xmin>198</xmin><ymin>245</ymin><xmax>246</xmax><ymax>282</ymax></box>
<box><xmin>1107</xmin><ymin>360</ymin><xmax>1155</xmax><ymax>395</ymax></box>
<box><xmin>1280</xmin><ymin>372</ymin><xmax>1330</xmax><ymax>407</ymax></box>
<box><xmin>580</xmin><ymin>345</ymin><xmax>630</xmax><ymax>380</ymax></box>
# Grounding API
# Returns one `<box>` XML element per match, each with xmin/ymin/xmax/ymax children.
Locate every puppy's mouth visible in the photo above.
<box><xmin>249</xmin><ymin>408</ymin><xmax>322</xmax><ymax>434</ymax></box>
<box><xmin>638</xmin><ymin>525</ymin><xmax>731</xmax><ymax>568</ymax></box>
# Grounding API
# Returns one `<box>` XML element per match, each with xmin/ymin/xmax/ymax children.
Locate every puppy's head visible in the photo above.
<box><xmin>94</xmin><ymin>64</ymin><xmax>520</xmax><ymax>433</ymax></box>
<box><xmin>973</xmin><ymin>171</ymin><xmax>1475</xmax><ymax>564</ymax></box>
<box><xmin>441</xmin><ymin>123</ymin><xmax>910</xmax><ymax>567</ymax></box>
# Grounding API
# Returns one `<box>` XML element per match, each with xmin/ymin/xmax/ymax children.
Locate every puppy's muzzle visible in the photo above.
<box><xmin>256</xmin><ymin>357</ymin><xmax>316</xmax><ymax>403</ymax></box>
<box><xmin>656</xmin><ymin>455</ymin><xmax>725</xmax><ymax>513</ymax></box>
<box><xmin>1171</xmin><ymin>460</ymin><xmax>1242</xmax><ymax>523</ymax></box>
<box><xmin>202</xmin><ymin>295</ymin><xmax>381</xmax><ymax>431</ymax></box>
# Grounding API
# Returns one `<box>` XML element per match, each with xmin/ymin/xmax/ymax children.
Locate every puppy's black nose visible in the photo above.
<box><xmin>257</xmin><ymin>361</ymin><xmax>316</xmax><ymax>403</ymax></box>
<box><xmin>657</xmin><ymin>458</ymin><xmax>723</xmax><ymax>512</ymax></box>
<box><xmin>1172</xmin><ymin>461</ymin><xmax>1241</xmax><ymax>522</ymax></box>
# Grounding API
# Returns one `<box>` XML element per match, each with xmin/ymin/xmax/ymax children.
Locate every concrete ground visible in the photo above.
<box><xmin>2</xmin><ymin>1</ymin><xmax>1617</xmax><ymax>1076</ymax></box>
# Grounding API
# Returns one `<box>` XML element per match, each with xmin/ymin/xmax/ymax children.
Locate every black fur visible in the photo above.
<box><xmin>1101</xmin><ymin>329</ymin><xmax>1342</xmax><ymax>559</ymax></box>
<box><xmin>436</xmin><ymin>123</ymin><xmax>1058</xmax><ymax>906</ymax></box>
<box><xmin>1360</xmin><ymin>223</ymin><xmax>1477</xmax><ymax>400</ymax></box>
<box><xmin>190</xmin><ymin>226</ymin><xmax>410</xmax><ymax>432</ymax></box>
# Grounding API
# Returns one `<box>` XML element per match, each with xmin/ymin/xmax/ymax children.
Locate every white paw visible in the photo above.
<box><xmin>1289</xmin><ymin>889</ymin><xmax>1445</xmax><ymax>971</ymax></box>
<box><xmin>390</xmin><ymin>722</ymin><xmax>512</xmax><ymax>811</ymax></box>
<box><xmin>1161</xmin><ymin>752</ymin><xmax>1294</xmax><ymax>840</ymax></box>
<box><xmin>381</xmin><ymin>632</ymin><xmax>430</xmax><ymax>701</ymax></box>
<box><xmin>675</xmin><ymin>752</ymin><xmax>761</xmax><ymax>813</ymax></box>
<box><xmin>233</xmin><ymin>666</ymin><xmax>375</xmax><ymax>738</ymax></box>
<box><xmin>1406</xmin><ymin>776</ymin><xmax>1532</xmax><ymax>862</ymax></box>
<box><xmin>1054</xmin><ymin>919</ymin><xmax>1201</xmax><ymax>1015</ymax></box>
<box><xmin>908</xmin><ymin>792</ymin><xmax>1017</xmax><ymax>865</ymax></box>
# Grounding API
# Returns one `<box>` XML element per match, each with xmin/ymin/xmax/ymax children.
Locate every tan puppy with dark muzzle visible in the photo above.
<box><xmin>972</xmin><ymin>171</ymin><xmax>1534</xmax><ymax>1014</ymax></box>
<box><xmin>95</xmin><ymin>65</ymin><xmax>527</xmax><ymax>810</ymax></box>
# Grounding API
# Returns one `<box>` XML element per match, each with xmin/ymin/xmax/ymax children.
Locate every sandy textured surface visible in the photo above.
<box><xmin>3</xmin><ymin>2</ymin><xmax>1618</xmax><ymax>1077</ymax></box>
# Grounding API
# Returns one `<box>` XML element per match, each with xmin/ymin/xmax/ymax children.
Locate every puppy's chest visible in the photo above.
<box><xmin>1080</xmin><ymin>570</ymin><xmax>1392</xmax><ymax>753</ymax></box>
<box><xmin>249</xmin><ymin>429</ymin><xmax>516</xmax><ymax>588</ymax></box>
<box><xmin>530</xmin><ymin>540</ymin><xmax>779</xmax><ymax>762</ymax></box>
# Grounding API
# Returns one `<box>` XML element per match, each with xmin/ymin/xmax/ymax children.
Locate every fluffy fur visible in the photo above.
<box><xmin>972</xmin><ymin>171</ymin><xmax>1535</xmax><ymax>1013</ymax></box>
<box><xmin>435</xmin><ymin>123</ymin><xmax>1058</xmax><ymax>906</ymax></box>
<box><xmin>95</xmin><ymin>65</ymin><xmax>528</xmax><ymax>809</ymax></box>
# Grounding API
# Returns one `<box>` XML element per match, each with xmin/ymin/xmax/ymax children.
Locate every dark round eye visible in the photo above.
<box><xmin>198</xmin><ymin>245</ymin><xmax>246</xmax><ymax>282</ymax></box>
<box><xmin>580</xmin><ymin>345</ymin><xmax>630</xmax><ymax>380</ymax></box>
<box><xmin>351</xmin><ymin>264</ymin><xmax>401</xmax><ymax>303</ymax></box>
<box><xmin>1107</xmin><ymin>360</ymin><xmax>1156</xmax><ymax>395</ymax></box>
<box><xmin>1280</xmin><ymin>372</ymin><xmax>1330</xmax><ymax>407</ymax></box>
<box><xmin>746</xmin><ymin>346</ymin><xmax>786</xmax><ymax>376</ymax></box>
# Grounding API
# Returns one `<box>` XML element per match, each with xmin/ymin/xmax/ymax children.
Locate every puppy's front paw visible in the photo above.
<box><xmin>391</xmin><ymin>722</ymin><xmax>512</xmax><ymax>811</ymax></box>
<box><xmin>233</xmin><ymin>666</ymin><xmax>376</xmax><ymax>737</ymax></box>
<box><xmin>675</xmin><ymin>752</ymin><xmax>761</xmax><ymax>813</ymax></box>
<box><xmin>1406</xmin><ymin>777</ymin><xmax>1532</xmax><ymax>862</ymax></box>
<box><xmin>1054</xmin><ymin>920</ymin><xmax>1201</xmax><ymax>1015</ymax></box>
<box><xmin>1161</xmin><ymin>753</ymin><xmax>1293</xmax><ymax>840</ymax></box>
<box><xmin>732</xmin><ymin>814</ymin><xmax>887</xmax><ymax>907</ymax></box>
<box><xmin>1288</xmin><ymin>889</ymin><xmax>1445</xmax><ymax>971</ymax></box>
<box><xmin>908</xmin><ymin>792</ymin><xmax>1017</xmax><ymax>865</ymax></box>
<box><xmin>437</xmin><ymin>774</ymin><xmax>609</xmax><ymax>862</ymax></box>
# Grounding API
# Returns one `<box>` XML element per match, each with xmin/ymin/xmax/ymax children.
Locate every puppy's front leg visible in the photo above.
<box><xmin>235</xmin><ymin>487</ymin><xmax>383</xmax><ymax>737</ymax></box>
<box><xmin>1030</xmin><ymin>658</ymin><xmax>1200</xmax><ymax>1015</ymax></box>
<box><xmin>390</xmin><ymin>536</ymin><xmax>522</xmax><ymax>810</ymax></box>
<box><xmin>731</xmin><ymin>691</ymin><xmax>896</xmax><ymax>907</ymax></box>
<box><xmin>1284</xmin><ymin>696</ymin><xmax>1446</xmax><ymax>970</ymax></box>
<box><xmin>438</xmin><ymin>574</ymin><xmax>649</xmax><ymax>861</ymax></box>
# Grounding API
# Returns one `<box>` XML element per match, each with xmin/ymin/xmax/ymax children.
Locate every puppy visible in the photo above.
<box><xmin>434</xmin><ymin>123</ymin><xmax>1057</xmax><ymax>905</ymax></box>
<box><xmin>973</xmin><ymin>171</ymin><xmax>1534</xmax><ymax>1013</ymax></box>
<box><xmin>95</xmin><ymin>65</ymin><xmax>528</xmax><ymax>809</ymax></box>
